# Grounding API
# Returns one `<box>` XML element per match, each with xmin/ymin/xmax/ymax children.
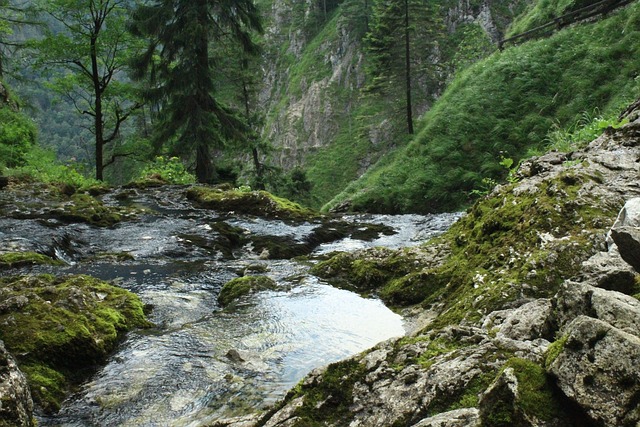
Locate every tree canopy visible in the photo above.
<box><xmin>129</xmin><ymin>0</ymin><xmax>263</xmax><ymax>183</ymax></box>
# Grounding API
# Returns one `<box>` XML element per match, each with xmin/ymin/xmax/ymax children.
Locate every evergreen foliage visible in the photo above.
<box><xmin>364</xmin><ymin>0</ymin><xmax>442</xmax><ymax>134</ymax></box>
<box><xmin>129</xmin><ymin>0</ymin><xmax>263</xmax><ymax>183</ymax></box>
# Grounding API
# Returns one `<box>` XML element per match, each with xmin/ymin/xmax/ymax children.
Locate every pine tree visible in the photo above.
<box><xmin>365</xmin><ymin>0</ymin><xmax>441</xmax><ymax>134</ymax></box>
<box><xmin>130</xmin><ymin>0</ymin><xmax>263</xmax><ymax>183</ymax></box>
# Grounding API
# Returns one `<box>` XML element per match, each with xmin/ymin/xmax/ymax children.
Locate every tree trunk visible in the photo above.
<box><xmin>90</xmin><ymin>34</ymin><xmax>105</xmax><ymax>180</ymax></box>
<box><xmin>194</xmin><ymin>0</ymin><xmax>214</xmax><ymax>183</ymax></box>
<box><xmin>196</xmin><ymin>141</ymin><xmax>214</xmax><ymax>183</ymax></box>
<box><xmin>404</xmin><ymin>0</ymin><xmax>414</xmax><ymax>135</ymax></box>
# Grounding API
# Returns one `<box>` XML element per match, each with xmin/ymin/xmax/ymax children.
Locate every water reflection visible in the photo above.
<box><xmin>43</xmin><ymin>275</ymin><xmax>403</xmax><ymax>426</ymax></box>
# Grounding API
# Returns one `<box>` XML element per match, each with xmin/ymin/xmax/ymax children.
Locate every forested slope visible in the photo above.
<box><xmin>324</xmin><ymin>0</ymin><xmax>640</xmax><ymax>213</ymax></box>
<box><xmin>257</xmin><ymin>0</ymin><xmax>529</xmax><ymax>208</ymax></box>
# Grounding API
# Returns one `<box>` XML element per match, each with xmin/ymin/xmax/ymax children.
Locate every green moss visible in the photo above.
<box><xmin>20</xmin><ymin>364</ymin><xmax>66</xmax><ymax>413</ymax></box>
<box><xmin>311</xmin><ymin>247</ymin><xmax>424</xmax><ymax>297</ymax></box>
<box><xmin>545</xmin><ymin>334</ymin><xmax>568</xmax><ymax>369</ymax></box>
<box><xmin>415</xmin><ymin>337</ymin><xmax>464</xmax><ymax>370</ymax></box>
<box><xmin>0</xmin><ymin>252</ymin><xmax>62</xmax><ymax>269</ymax></box>
<box><xmin>61</xmin><ymin>193</ymin><xmax>123</xmax><ymax>227</ymax></box>
<box><xmin>503</xmin><ymin>358</ymin><xmax>563</xmax><ymax>421</ymax></box>
<box><xmin>0</xmin><ymin>274</ymin><xmax>151</xmax><ymax>413</ymax></box>
<box><xmin>289</xmin><ymin>359</ymin><xmax>366</xmax><ymax>425</ymax></box>
<box><xmin>428</xmin><ymin>369</ymin><xmax>498</xmax><ymax>415</ymax></box>
<box><xmin>218</xmin><ymin>276</ymin><xmax>279</xmax><ymax>307</ymax></box>
<box><xmin>380</xmin><ymin>268</ymin><xmax>449</xmax><ymax>306</ymax></box>
<box><xmin>2</xmin><ymin>182</ymin><xmax>136</xmax><ymax>227</ymax></box>
<box><xmin>186</xmin><ymin>186</ymin><xmax>318</xmax><ymax>221</ymax></box>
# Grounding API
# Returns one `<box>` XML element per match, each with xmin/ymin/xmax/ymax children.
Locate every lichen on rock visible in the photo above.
<box><xmin>0</xmin><ymin>340</ymin><xmax>34</xmax><ymax>427</ymax></box>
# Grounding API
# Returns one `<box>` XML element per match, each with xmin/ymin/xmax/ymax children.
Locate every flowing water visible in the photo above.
<box><xmin>0</xmin><ymin>186</ymin><xmax>460</xmax><ymax>426</ymax></box>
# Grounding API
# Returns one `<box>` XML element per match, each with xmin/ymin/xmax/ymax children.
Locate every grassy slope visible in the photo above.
<box><xmin>262</xmin><ymin>0</ymin><xmax>526</xmax><ymax>209</ymax></box>
<box><xmin>325</xmin><ymin>1</ymin><xmax>640</xmax><ymax>213</ymax></box>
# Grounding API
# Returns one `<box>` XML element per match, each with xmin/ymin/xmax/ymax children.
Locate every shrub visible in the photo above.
<box><xmin>0</xmin><ymin>105</ymin><xmax>37</xmax><ymax>168</ymax></box>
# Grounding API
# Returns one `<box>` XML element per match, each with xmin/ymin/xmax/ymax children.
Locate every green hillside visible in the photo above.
<box><xmin>258</xmin><ymin>0</ymin><xmax>527</xmax><ymax>209</ymax></box>
<box><xmin>326</xmin><ymin>0</ymin><xmax>640</xmax><ymax>213</ymax></box>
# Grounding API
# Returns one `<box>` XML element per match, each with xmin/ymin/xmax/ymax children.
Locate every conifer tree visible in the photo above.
<box><xmin>130</xmin><ymin>0</ymin><xmax>263</xmax><ymax>183</ymax></box>
<box><xmin>365</xmin><ymin>0</ymin><xmax>440</xmax><ymax>134</ymax></box>
<box><xmin>0</xmin><ymin>0</ymin><xmax>36</xmax><ymax>78</ymax></box>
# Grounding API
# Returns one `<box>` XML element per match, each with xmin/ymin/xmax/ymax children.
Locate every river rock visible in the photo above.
<box><xmin>0</xmin><ymin>340</ymin><xmax>34</xmax><ymax>427</ymax></box>
<box><xmin>548</xmin><ymin>316</ymin><xmax>640</xmax><ymax>426</ymax></box>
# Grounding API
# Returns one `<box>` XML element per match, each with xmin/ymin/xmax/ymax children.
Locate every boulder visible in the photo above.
<box><xmin>548</xmin><ymin>316</ymin><xmax>640</xmax><ymax>426</ymax></box>
<box><xmin>606</xmin><ymin>197</ymin><xmax>640</xmax><ymax>249</ymax></box>
<box><xmin>579</xmin><ymin>250</ymin><xmax>636</xmax><ymax>294</ymax></box>
<box><xmin>610</xmin><ymin>226</ymin><xmax>640</xmax><ymax>272</ymax></box>
<box><xmin>553</xmin><ymin>281</ymin><xmax>640</xmax><ymax>337</ymax></box>
<box><xmin>0</xmin><ymin>340</ymin><xmax>34</xmax><ymax>427</ymax></box>
<box><xmin>483</xmin><ymin>299</ymin><xmax>553</xmax><ymax>342</ymax></box>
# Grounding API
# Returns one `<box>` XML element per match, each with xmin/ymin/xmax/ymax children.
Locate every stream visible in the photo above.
<box><xmin>0</xmin><ymin>185</ymin><xmax>460</xmax><ymax>426</ymax></box>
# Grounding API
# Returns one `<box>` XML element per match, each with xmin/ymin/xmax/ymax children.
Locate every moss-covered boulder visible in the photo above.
<box><xmin>0</xmin><ymin>182</ymin><xmax>136</xmax><ymax>227</ymax></box>
<box><xmin>0</xmin><ymin>274</ymin><xmax>151</xmax><ymax>413</ymax></box>
<box><xmin>0</xmin><ymin>252</ymin><xmax>63</xmax><ymax>270</ymax></box>
<box><xmin>218</xmin><ymin>276</ymin><xmax>279</xmax><ymax>307</ymax></box>
<box><xmin>186</xmin><ymin>186</ymin><xmax>318</xmax><ymax>221</ymax></box>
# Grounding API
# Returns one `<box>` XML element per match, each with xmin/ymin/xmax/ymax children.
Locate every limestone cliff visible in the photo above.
<box><xmin>214</xmin><ymin>100</ymin><xmax>640</xmax><ymax>426</ymax></box>
<box><xmin>258</xmin><ymin>0</ymin><xmax>530</xmax><ymax>206</ymax></box>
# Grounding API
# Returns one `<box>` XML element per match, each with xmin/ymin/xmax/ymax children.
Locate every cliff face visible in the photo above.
<box><xmin>258</xmin><ymin>0</ymin><xmax>529</xmax><ymax>207</ymax></box>
<box><xmin>217</xmin><ymin>101</ymin><xmax>640</xmax><ymax>426</ymax></box>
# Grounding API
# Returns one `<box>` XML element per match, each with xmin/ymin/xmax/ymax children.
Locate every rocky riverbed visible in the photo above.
<box><xmin>0</xmin><ymin>179</ymin><xmax>459</xmax><ymax>426</ymax></box>
<box><xmin>216</xmin><ymin>103</ymin><xmax>640</xmax><ymax>426</ymax></box>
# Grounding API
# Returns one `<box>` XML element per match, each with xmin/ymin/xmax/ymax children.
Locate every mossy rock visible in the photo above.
<box><xmin>0</xmin><ymin>252</ymin><xmax>63</xmax><ymax>270</ymax></box>
<box><xmin>316</xmin><ymin>169</ymin><xmax>618</xmax><ymax>325</ymax></box>
<box><xmin>186</xmin><ymin>186</ymin><xmax>318</xmax><ymax>221</ymax></box>
<box><xmin>480</xmin><ymin>358</ymin><xmax>569</xmax><ymax>426</ymax></box>
<box><xmin>0</xmin><ymin>274</ymin><xmax>151</xmax><ymax>413</ymax></box>
<box><xmin>1</xmin><ymin>183</ymin><xmax>136</xmax><ymax>227</ymax></box>
<box><xmin>124</xmin><ymin>173</ymin><xmax>170</xmax><ymax>189</ymax></box>
<box><xmin>58</xmin><ymin>193</ymin><xmax>123</xmax><ymax>227</ymax></box>
<box><xmin>258</xmin><ymin>359</ymin><xmax>367</xmax><ymax>426</ymax></box>
<box><xmin>218</xmin><ymin>276</ymin><xmax>279</xmax><ymax>307</ymax></box>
